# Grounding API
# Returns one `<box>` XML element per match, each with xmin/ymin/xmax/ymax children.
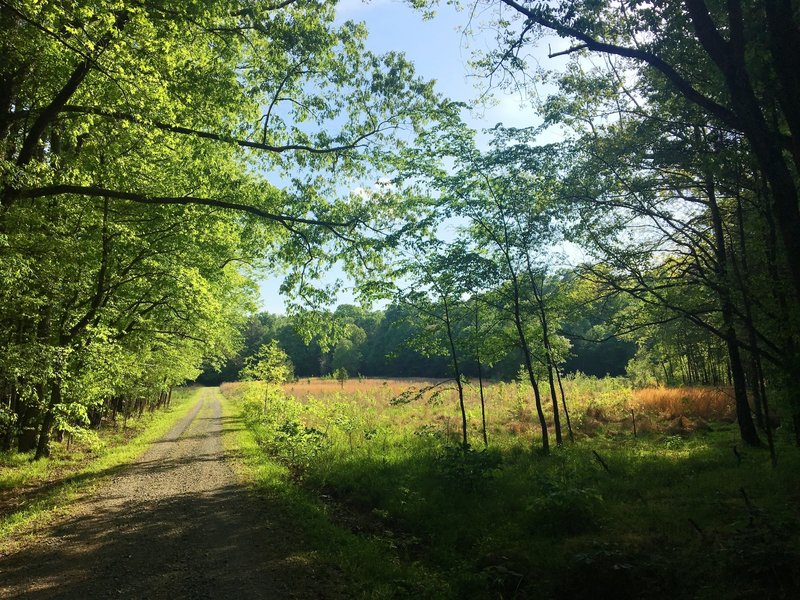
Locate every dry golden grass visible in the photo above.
<box><xmin>281</xmin><ymin>377</ymin><xmax>650</xmax><ymax>438</ymax></box>
<box><xmin>629</xmin><ymin>386</ymin><xmax>734</xmax><ymax>421</ymax></box>
<box><xmin>221</xmin><ymin>377</ymin><xmax>735</xmax><ymax>442</ymax></box>
<box><xmin>282</xmin><ymin>377</ymin><xmax>439</xmax><ymax>404</ymax></box>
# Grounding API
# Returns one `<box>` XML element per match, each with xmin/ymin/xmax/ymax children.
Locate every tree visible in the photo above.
<box><xmin>240</xmin><ymin>340</ymin><xmax>293</xmax><ymax>412</ymax></box>
<box><xmin>333</xmin><ymin>366</ymin><xmax>349</xmax><ymax>389</ymax></box>
<box><xmin>467</xmin><ymin>0</ymin><xmax>800</xmax><ymax>311</ymax></box>
<box><xmin>397</xmin><ymin>121</ymin><xmax>574</xmax><ymax>452</ymax></box>
<box><xmin>0</xmin><ymin>0</ymin><xmax>447</xmax><ymax>455</ymax></box>
<box><xmin>395</xmin><ymin>240</ymin><xmax>484</xmax><ymax>450</ymax></box>
<box><xmin>431</xmin><ymin>0</ymin><xmax>799</xmax><ymax>445</ymax></box>
<box><xmin>331</xmin><ymin>323</ymin><xmax>367</xmax><ymax>376</ymax></box>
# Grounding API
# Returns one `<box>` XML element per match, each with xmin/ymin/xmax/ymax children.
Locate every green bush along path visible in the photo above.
<box><xmin>0</xmin><ymin>387</ymin><xmax>341</xmax><ymax>599</ymax></box>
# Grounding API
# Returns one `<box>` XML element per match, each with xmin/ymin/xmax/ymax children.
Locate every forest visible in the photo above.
<box><xmin>196</xmin><ymin>301</ymin><xmax>638</xmax><ymax>383</ymax></box>
<box><xmin>1</xmin><ymin>0</ymin><xmax>800</xmax><ymax>598</ymax></box>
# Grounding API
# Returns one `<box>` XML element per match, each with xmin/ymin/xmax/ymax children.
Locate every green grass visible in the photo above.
<box><xmin>0</xmin><ymin>388</ymin><xmax>201</xmax><ymax>543</ymax></box>
<box><xmin>219</xmin><ymin>389</ymin><xmax>448</xmax><ymax>598</ymax></box>
<box><xmin>223</xmin><ymin>380</ymin><xmax>800</xmax><ymax>599</ymax></box>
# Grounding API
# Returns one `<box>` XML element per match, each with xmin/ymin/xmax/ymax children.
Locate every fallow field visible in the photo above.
<box><xmin>221</xmin><ymin>376</ymin><xmax>800</xmax><ymax>599</ymax></box>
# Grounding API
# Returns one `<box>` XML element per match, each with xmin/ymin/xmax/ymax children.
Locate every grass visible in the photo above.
<box><xmin>630</xmin><ymin>386</ymin><xmax>735</xmax><ymax>421</ymax></box>
<box><xmin>218</xmin><ymin>387</ymin><xmax>446</xmax><ymax>598</ymax></box>
<box><xmin>223</xmin><ymin>376</ymin><xmax>800</xmax><ymax>599</ymax></box>
<box><xmin>0</xmin><ymin>387</ymin><xmax>201</xmax><ymax>544</ymax></box>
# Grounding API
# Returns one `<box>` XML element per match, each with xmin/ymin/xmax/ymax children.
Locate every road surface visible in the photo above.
<box><xmin>0</xmin><ymin>388</ymin><xmax>339</xmax><ymax>599</ymax></box>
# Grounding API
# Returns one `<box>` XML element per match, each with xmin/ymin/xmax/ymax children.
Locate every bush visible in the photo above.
<box><xmin>435</xmin><ymin>446</ymin><xmax>502</xmax><ymax>490</ymax></box>
<box><xmin>525</xmin><ymin>479</ymin><xmax>603</xmax><ymax>536</ymax></box>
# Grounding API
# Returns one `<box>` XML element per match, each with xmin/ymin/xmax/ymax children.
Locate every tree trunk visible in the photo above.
<box><xmin>443</xmin><ymin>297</ymin><xmax>468</xmax><ymax>450</ymax></box>
<box><xmin>748</xmin><ymin>359</ymin><xmax>765</xmax><ymax>430</ymax></box>
<box><xmin>510</xmin><ymin>280</ymin><xmax>549</xmax><ymax>454</ymax></box>
<box><xmin>475</xmin><ymin>300</ymin><xmax>488</xmax><ymax>448</ymax></box>
<box><xmin>35</xmin><ymin>382</ymin><xmax>60</xmax><ymax>460</ymax></box>
<box><xmin>555</xmin><ymin>367</ymin><xmax>574</xmax><ymax>442</ymax></box>
<box><xmin>525</xmin><ymin>261</ymin><xmax>562</xmax><ymax>445</ymax></box>
<box><xmin>706</xmin><ymin>172</ymin><xmax>760</xmax><ymax>445</ymax></box>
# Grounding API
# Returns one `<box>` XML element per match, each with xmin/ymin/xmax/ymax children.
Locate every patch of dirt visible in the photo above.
<box><xmin>0</xmin><ymin>388</ymin><xmax>343</xmax><ymax>599</ymax></box>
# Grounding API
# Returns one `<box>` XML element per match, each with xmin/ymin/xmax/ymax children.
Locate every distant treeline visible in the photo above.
<box><xmin>197</xmin><ymin>302</ymin><xmax>635</xmax><ymax>385</ymax></box>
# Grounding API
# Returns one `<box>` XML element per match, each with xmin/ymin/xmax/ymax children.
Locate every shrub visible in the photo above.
<box><xmin>435</xmin><ymin>446</ymin><xmax>502</xmax><ymax>490</ymax></box>
<box><xmin>525</xmin><ymin>479</ymin><xmax>603</xmax><ymax>536</ymax></box>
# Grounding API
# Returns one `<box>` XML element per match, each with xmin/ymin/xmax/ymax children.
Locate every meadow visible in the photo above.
<box><xmin>221</xmin><ymin>376</ymin><xmax>800</xmax><ymax>599</ymax></box>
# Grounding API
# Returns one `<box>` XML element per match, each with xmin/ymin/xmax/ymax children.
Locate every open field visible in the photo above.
<box><xmin>222</xmin><ymin>376</ymin><xmax>800</xmax><ymax>599</ymax></box>
<box><xmin>228</xmin><ymin>375</ymin><xmax>738</xmax><ymax>446</ymax></box>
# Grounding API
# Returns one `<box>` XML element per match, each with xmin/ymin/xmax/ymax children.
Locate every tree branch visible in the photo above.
<box><xmin>499</xmin><ymin>0</ymin><xmax>742</xmax><ymax>130</ymax></box>
<box><xmin>548</xmin><ymin>43</ymin><xmax>587</xmax><ymax>58</ymax></box>
<box><xmin>58</xmin><ymin>104</ymin><xmax>376</xmax><ymax>155</ymax></box>
<box><xmin>12</xmin><ymin>184</ymin><xmax>354</xmax><ymax>229</ymax></box>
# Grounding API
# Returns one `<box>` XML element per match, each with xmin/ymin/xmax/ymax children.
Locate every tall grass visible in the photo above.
<box><xmin>222</xmin><ymin>377</ymin><xmax>799</xmax><ymax>599</ymax></box>
<box><xmin>223</xmin><ymin>375</ymin><xmax>734</xmax><ymax>443</ymax></box>
<box><xmin>630</xmin><ymin>386</ymin><xmax>734</xmax><ymax>420</ymax></box>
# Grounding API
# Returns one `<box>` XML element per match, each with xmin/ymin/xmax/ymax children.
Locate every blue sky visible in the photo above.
<box><xmin>258</xmin><ymin>0</ymin><xmax>564</xmax><ymax>313</ymax></box>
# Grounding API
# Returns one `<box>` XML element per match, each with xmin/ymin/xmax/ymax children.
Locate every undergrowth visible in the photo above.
<box><xmin>223</xmin><ymin>378</ymin><xmax>800</xmax><ymax>599</ymax></box>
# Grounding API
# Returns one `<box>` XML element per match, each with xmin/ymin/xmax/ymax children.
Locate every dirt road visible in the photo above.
<box><xmin>0</xmin><ymin>388</ymin><xmax>338</xmax><ymax>599</ymax></box>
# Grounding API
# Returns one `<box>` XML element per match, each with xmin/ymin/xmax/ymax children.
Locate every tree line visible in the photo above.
<box><xmin>197</xmin><ymin>300</ymin><xmax>639</xmax><ymax>385</ymax></box>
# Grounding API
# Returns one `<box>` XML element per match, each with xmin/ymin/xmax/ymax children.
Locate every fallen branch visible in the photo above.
<box><xmin>592</xmin><ymin>450</ymin><xmax>611</xmax><ymax>473</ymax></box>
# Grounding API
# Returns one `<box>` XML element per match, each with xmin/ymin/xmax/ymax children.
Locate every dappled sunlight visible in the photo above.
<box><xmin>0</xmin><ymin>390</ymin><xmax>340</xmax><ymax>599</ymax></box>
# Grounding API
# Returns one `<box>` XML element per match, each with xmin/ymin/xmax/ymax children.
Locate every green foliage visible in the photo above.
<box><xmin>333</xmin><ymin>367</ymin><xmax>350</xmax><ymax>388</ymax></box>
<box><xmin>240</xmin><ymin>340</ymin><xmax>293</xmax><ymax>385</ymax></box>
<box><xmin>0</xmin><ymin>0</ymin><xmax>450</xmax><ymax>458</ymax></box>
<box><xmin>238</xmin><ymin>387</ymin><xmax>329</xmax><ymax>479</ymax></box>
<box><xmin>524</xmin><ymin>478</ymin><xmax>603</xmax><ymax>536</ymax></box>
<box><xmin>434</xmin><ymin>445</ymin><xmax>502</xmax><ymax>490</ymax></box>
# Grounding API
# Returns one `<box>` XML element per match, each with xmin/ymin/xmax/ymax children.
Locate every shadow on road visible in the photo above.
<box><xmin>0</xmin><ymin>393</ymin><xmax>341</xmax><ymax>599</ymax></box>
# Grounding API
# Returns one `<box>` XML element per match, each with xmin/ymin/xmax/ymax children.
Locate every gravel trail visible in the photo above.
<box><xmin>0</xmin><ymin>388</ymin><xmax>337</xmax><ymax>599</ymax></box>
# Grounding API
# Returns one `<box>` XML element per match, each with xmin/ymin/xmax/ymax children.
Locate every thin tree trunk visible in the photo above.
<box><xmin>443</xmin><ymin>297</ymin><xmax>468</xmax><ymax>450</ymax></box>
<box><xmin>555</xmin><ymin>367</ymin><xmax>574</xmax><ymax>442</ymax></box>
<box><xmin>510</xmin><ymin>275</ymin><xmax>549</xmax><ymax>453</ymax></box>
<box><xmin>748</xmin><ymin>359</ymin><xmax>765</xmax><ymax>430</ymax></box>
<box><xmin>525</xmin><ymin>261</ymin><xmax>561</xmax><ymax>445</ymax></box>
<box><xmin>35</xmin><ymin>382</ymin><xmax>60</xmax><ymax>460</ymax></box>
<box><xmin>475</xmin><ymin>297</ymin><xmax>488</xmax><ymax>448</ymax></box>
<box><xmin>706</xmin><ymin>173</ymin><xmax>760</xmax><ymax>445</ymax></box>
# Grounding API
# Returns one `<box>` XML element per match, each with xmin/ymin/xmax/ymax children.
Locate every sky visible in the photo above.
<box><xmin>258</xmin><ymin>0</ymin><xmax>565</xmax><ymax>313</ymax></box>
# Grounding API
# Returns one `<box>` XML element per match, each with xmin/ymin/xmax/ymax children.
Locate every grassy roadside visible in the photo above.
<box><xmin>218</xmin><ymin>388</ymin><xmax>447</xmax><ymax>599</ymax></box>
<box><xmin>0</xmin><ymin>387</ymin><xmax>201</xmax><ymax>546</ymax></box>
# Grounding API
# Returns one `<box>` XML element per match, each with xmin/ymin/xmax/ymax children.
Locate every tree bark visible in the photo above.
<box><xmin>34</xmin><ymin>382</ymin><xmax>60</xmax><ymax>460</ymax></box>
<box><xmin>706</xmin><ymin>173</ymin><xmax>760</xmax><ymax>445</ymax></box>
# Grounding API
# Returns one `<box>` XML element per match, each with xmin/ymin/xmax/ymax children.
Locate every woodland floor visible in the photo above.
<box><xmin>0</xmin><ymin>388</ymin><xmax>341</xmax><ymax>599</ymax></box>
